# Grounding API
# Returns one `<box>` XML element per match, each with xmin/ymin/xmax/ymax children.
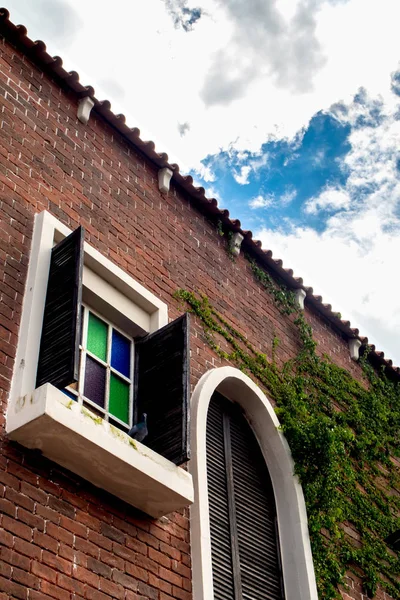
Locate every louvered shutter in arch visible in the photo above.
<box><xmin>36</xmin><ymin>227</ymin><xmax>84</xmax><ymax>390</ymax></box>
<box><xmin>206</xmin><ymin>392</ymin><xmax>285</xmax><ymax>600</ymax></box>
<box><xmin>206</xmin><ymin>397</ymin><xmax>236</xmax><ymax>600</ymax></box>
<box><xmin>134</xmin><ymin>313</ymin><xmax>190</xmax><ymax>465</ymax></box>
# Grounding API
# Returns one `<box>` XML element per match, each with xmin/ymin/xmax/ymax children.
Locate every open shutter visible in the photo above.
<box><xmin>36</xmin><ymin>227</ymin><xmax>84</xmax><ymax>390</ymax></box>
<box><xmin>134</xmin><ymin>313</ymin><xmax>190</xmax><ymax>465</ymax></box>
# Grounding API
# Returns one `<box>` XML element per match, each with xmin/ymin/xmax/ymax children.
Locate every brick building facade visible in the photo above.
<box><xmin>0</xmin><ymin>8</ymin><xmax>398</xmax><ymax>600</ymax></box>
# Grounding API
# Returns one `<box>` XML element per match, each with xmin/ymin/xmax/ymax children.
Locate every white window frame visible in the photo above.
<box><xmin>190</xmin><ymin>366</ymin><xmax>318</xmax><ymax>600</ymax></box>
<box><xmin>7</xmin><ymin>209</ymin><xmax>168</xmax><ymax>411</ymax></box>
<box><xmin>6</xmin><ymin>210</ymin><xmax>193</xmax><ymax>518</ymax></box>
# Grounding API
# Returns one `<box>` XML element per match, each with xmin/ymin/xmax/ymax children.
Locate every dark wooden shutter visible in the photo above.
<box><xmin>206</xmin><ymin>393</ymin><xmax>285</xmax><ymax>600</ymax></box>
<box><xmin>36</xmin><ymin>227</ymin><xmax>84</xmax><ymax>390</ymax></box>
<box><xmin>134</xmin><ymin>313</ymin><xmax>190</xmax><ymax>465</ymax></box>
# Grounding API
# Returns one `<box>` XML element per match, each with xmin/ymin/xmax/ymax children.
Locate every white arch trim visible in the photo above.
<box><xmin>190</xmin><ymin>367</ymin><xmax>318</xmax><ymax>600</ymax></box>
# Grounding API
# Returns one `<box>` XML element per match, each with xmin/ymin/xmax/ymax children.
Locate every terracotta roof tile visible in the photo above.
<box><xmin>0</xmin><ymin>7</ymin><xmax>398</xmax><ymax>376</ymax></box>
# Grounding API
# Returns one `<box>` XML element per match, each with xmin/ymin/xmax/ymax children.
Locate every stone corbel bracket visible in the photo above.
<box><xmin>158</xmin><ymin>168</ymin><xmax>173</xmax><ymax>194</ymax></box>
<box><xmin>77</xmin><ymin>97</ymin><xmax>95</xmax><ymax>125</ymax></box>
<box><xmin>348</xmin><ymin>338</ymin><xmax>362</xmax><ymax>361</ymax></box>
<box><xmin>294</xmin><ymin>288</ymin><xmax>307</xmax><ymax>310</ymax></box>
<box><xmin>230</xmin><ymin>232</ymin><xmax>244</xmax><ymax>257</ymax></box>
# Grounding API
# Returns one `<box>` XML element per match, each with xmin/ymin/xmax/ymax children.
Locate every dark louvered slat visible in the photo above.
<box><xmin>206</xmin><ymin>393</ymin><xmax>285</xmax><ymax>600</ymax></box>
<box><xmin>134</xmin><ymin>314</ymin><xmax>190</xmax><ymax>465</ymax></box>
<box><xmin>36</xmin><ymin>227</ymin><xmax>84</xmax><ymax>390</ymax></box>
<box><xmin>230</xmin><ymin>409</ymin><xmax>284</xmax><ymax>600</ymax></box>
<box><xmin>206</xmin><ymin>398</ymin><xmax>235</xmax><ymax>600</ymax></box>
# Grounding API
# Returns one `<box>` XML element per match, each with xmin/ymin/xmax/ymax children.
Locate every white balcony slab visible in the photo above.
<box><xmin>7</xmin><ymin>383</ymin><xmax>193</xmax><ymax>518</ymax></box>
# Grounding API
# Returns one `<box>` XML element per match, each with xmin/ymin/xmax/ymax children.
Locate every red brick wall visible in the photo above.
<box><xmin>0</xmin><ymin>34</ymin><xmax>391</xmax><ymax>600</ymax></box>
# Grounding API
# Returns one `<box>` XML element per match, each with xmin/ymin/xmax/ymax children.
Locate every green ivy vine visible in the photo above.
<box><xmin>175</xmin><ymin>259</ymin><xmax>400</xmax><ymax>600</ymax></box>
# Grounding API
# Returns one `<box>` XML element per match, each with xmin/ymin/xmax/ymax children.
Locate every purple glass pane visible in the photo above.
<box><xmin>111</xmin><ymin>330</ymin><xmax>130</xmax><ymax>378</ymax></box>
<box><xmin>84</xmin><ymin>356</ymin><xmax>106</xmax><ymax>408</ymax></box>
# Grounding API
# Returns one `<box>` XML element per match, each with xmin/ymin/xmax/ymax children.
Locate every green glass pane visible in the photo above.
<box><xmin>87</xmin><ymin>312</ymin><xmax>108</xmax><ymax>361</ymax></box>
<box><xmin>109</xmin><ymin>374</ymin><xmax>129</xmax><ymax>424</ymax></box>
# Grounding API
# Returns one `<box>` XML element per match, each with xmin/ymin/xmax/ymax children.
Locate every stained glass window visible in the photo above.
<box><xmin>64</xmin><ymin>306</ymin><xmax>133</xmax><ymax>430</ymax></box>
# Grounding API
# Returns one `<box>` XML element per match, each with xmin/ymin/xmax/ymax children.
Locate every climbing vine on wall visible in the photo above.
<box><xmin>175</xmin><ymin>261</ymin><xmax>400</xmax><ymax>600</ymax></box>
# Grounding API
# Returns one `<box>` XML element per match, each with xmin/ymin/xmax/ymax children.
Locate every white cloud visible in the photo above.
<box><xmin>233</xmin><ymin>166</ymin><xmax>252</xmax><ymax>185</ymax></box>
<box><xmin>305</xmin><ymin>187</ymin><xmax>350</xmax><ymax>214</ymax></box>
<box><xmin>280</xmin><ymin>188</ymin><xmax>297</xmax><ymax>205</ymax></box>
<box><xmin>6</xmin><ymin>0</ymin><xmax>400</xmax><ymax>171</ymax></box>
<box><xmin>195</xmin><ymin>163</ymin><xmax>217</xmax><ymax>182</ymax></box>
<box><xmin>249</xmin><ymin>188</ymin><xmax>296</xmax><ymax>210</ymax></box>
<box><xmin>249</xmin><ymin>194</ymin><xmax>274</xmax><ymax>209</ymax></box>
<box><xmin>257</xmin><ymin>88</ymin><xmax>400</xmax><ymax>364</ymax></box>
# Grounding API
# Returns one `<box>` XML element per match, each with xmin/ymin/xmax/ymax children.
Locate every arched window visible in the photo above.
<box><xmin>207</xmin><ymin>392</ymin><xmax>284</xmax><ymax>600</ymax></box>
<box><xmin>190</xmin><ymin>367</ymin><xmax>318</xmax><ymax>600</ymax></box>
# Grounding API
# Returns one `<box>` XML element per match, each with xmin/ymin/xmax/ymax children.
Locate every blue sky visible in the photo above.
<box><xmin>5</xmin><ymin>0</ymin><xmax>400</xmax><ymax>364</ymax></box>
<box><xmin>194</xmin><ymin>110</ymin><xmax>351</xmax><ymax>233</ymax></box>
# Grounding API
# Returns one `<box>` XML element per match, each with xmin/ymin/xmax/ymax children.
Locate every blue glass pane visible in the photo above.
<box><xmin>62</xmin><ymin>389</ymin><xmax>77</xmax><ymax>401</ymax></box>
<box><xmin>111</xmin><ymin>330</ymin><xmax>130</xmax><ymax>377</ymax></box>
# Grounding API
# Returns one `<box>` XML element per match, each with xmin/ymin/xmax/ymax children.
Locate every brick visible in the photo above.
<box><xmin>0</xmin><ymin>575</ymin><xmax>28</xmax><ymax>599</ymax></box>
<box><xmin>48</xmin><ymin>497</ymin><xmax>75</xmax><ymax>519</ymax></box>
<box><xmin>2</xmin><ymin>515</ymin><xmax>32</xmax><ymax>541</ymax></box>
<box><xmin>124</xmin><ymin>536</ymin><xmax>147</xmax><ymax>556</ymax></box>
<box><xmin>159</xmin><ymin>541</ymin><xmax>181</xmax><ymax>561</ymax></box>
<box><xmin>74</xmin><ymin>535</ymin><xmax>99</xmax><ymax>558</ymax></box>
<box><xmin>5</xmin><ymin>487</ymin><xmax>34</xmax><ymax>511</ymax></box>
<box><xmin>72</xmin><ymin>564</ymin><xmax>99</xmax><ymax>588</ymax></box>
<box><xmin>0</xmin><ymin>528</ymin><xmax>13</xmax><ymax>547</ymax></box>
<box><xmin>149</xmin><ymin>572</ymin><xmax>172</xmax><ymax>595</ymax></box>
<box><xmin>12</xmin><ymin>566</ymin><xmax>40</xmax><ymax>589</ymax></box>
<box><xmin>17</xmin><ymin>507</ymin><xmax>45</xmax><ymax>530</ymax></box>
<box><xmin>149</xmin><ymin>547</ymin><xmax>171</xmax><ymax>569</ymax></box>
<box><xmin>137</xmin><ymin>581</ymin><xmax>158</xmax><ymax>600</ymax></box>
<box><xmin>99</xmin><ymin>548</ymin><xmax>124</xmax><ymax>570</ymax></box>
<box><xmin>100</xmin><ymin>522</ymin><xmax>125</xmax><ymax>544</ymax></box>
<box><xmin>149</xmin><ymin>523</ymin><xmax>171</xmax><ymax>543</ymax></box>
<box><xmin>126</xmin><ymin>562</ymin><xmax>148</xmax><ymax>583</ymax></box>
<box><xmin>60</xmin><ymin>515</ymin><xmax>87</xmax><ymax>537</ymax></box>
<box><xmin>0</xmin><ymin>561</ymin><xmax>11</xmax><ymax>578</ymax></box>
<box><xmin>33</xmin><ymin>530</ymin><xmax>58</xmax><ymax>553</ymax></box>
<box><xmin>136</xmin><ymin>530</ymin><xmax>159</xmax><ymax>550</ymax></box>
<box><xmin>159</xmin><ymin>566</ymin><xmax>182</xmax><ymax>587</ymax></box>
<box><xmin>21</xmin><ymin>481</ymin><xmax>47</xmax><ymax>504</ymax></box>
<box><xmin>87</xmin><ymin>557</ymin><xmax>112</xmax><ymax>579</ymax></box>
<box><xmin>85</xmin><ymin>589</ymin><xmax>111</xmax><ymax>600</ymax></box>
<box><xmin>36</xmin><ymin>504</ymin><xmax>61</xmax><ymax>524</ymax></box>
<box><xmin>87</xmin><ymin>530</ymin><xmax>112</xmax><ymax>551</ymax></box>
<box><xmin>14</xmin><ymin>536</ymin><xmax>42</xmax><ymax>559</ymax></box>
<box><xmin>46</xmin><ymin>521</ymin><xmax>73</xmax><ymax>545</ymax></box>
<box><xmin>172</xmin><ymin>586</ymin><xmax>192</xmax><ymax>600</ymax></box>
<box><xmin>75</xmin><ymin>510</ymin><xmax>100</xmax><ymax>531</ymax></box>
<box><xmin>58</xmin><ymin>573</ymin><xmax>85</xmax><ymax>595</ymax></box>
<box><xmin>30</xmin><ymin>592</ymin><xmax>57</xmax><ymax>600</ymax></box>
<box><xmin>112</xmin><ymin>570</ymin><xmax>138</xmax><ymax>592</ymax></box>
<box><xmin>134</xmin><ymin>554</ymin><xmax>159</xmax><ymax>576</ymax></box>
<box><xmin>40</xmin><ymin>579</ymin><xmax>70</xmax><ymax>600</ymax></box>
<box><xmin>0</xmin><ymin>497</ymin><xmax>16</xmax><ymax>517</ymax></box>
<box><xmin>172</xmin><ymin>559</ymin><xmax>191</xmax><ymax>579</ymax></box>
<box><xmin>98</xmin><ymin>577</ymin><xmax>125</xmax><ymax>600</ymax></box>
<box><xmin>7</xmin><ymin>461</ymin><xmax>38</xmax><ymax>486</ymax></box>
<box><xmin>42</xmin><ymin>550</ymin><xmax>72</xmax><ymax>575</ymax></box>
<box><xmin>0</xmin><ymin>546</ymin><xmax>30</xmax><ymax>570</ymax></box>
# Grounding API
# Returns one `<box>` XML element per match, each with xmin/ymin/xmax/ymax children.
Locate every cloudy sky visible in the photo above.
<box><xmin>6</xmin><ymin>0</ymin><xmax>400</xmax><ymax>364</ymax></box>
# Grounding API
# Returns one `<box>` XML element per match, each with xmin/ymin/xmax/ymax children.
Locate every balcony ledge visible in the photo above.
<box><xmin>6</xmin><ymin>384</ymin><xmax>194</xmax><ymax>518</ymax></box>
